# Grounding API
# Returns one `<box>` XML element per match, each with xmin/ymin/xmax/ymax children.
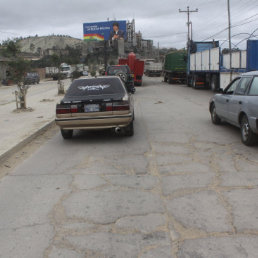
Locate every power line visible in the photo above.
<box><xmin>233</xmin><ymin>12</ymin><xmax>258</xmax><ymax>26</ymax></box>
<box><xmin>201</xmin><ymin>13</ymin><xmax>258</xmax><ymax>42</ymax></box>
<box><xmin>235</xmin><ymin>27</ymin><xmax>258</xmax><ymax>46</ymax></box>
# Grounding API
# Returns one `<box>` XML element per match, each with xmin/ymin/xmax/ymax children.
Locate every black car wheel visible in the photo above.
<box><xmin>124</xmin><ymin>121</ymin><xmax>134</xmax><ymax>137</ymax></box>
<box><xmin>61</xmin><ymin>129</ymin><xmax>73</xmax><ymax>139</ymax></box>
<box><xmin>210</xmin><ymin>104</ymin><xmax>221</xmax><ymax>125</ymax></box>
<box><xmin>240</xmin><ymin>115</ymin><xmax>257</xmax><ymax>146</ymax></box>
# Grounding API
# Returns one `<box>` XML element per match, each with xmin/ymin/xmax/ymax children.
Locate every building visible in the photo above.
<box><xmin>125</xmin><ymin>20</ymin><xmax>154</xmax><ymax>58</ymax></box>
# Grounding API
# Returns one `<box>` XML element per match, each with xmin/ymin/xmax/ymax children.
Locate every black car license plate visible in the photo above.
<box><xmin>84</xmin><ymin>104</ymin><xmax>100</xmax><ymax>113</ymax></box>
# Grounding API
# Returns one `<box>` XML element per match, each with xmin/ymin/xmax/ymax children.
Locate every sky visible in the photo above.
<box><xmin>0</xmin><ymin>0</ymin><xmax>258</xmax><ymax>49</ymax></box>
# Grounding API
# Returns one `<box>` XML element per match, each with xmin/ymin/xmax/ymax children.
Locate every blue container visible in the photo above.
<box><xmin>247</xmin><ymin>40</ymin><xmax>258</xmax><ymax>71</ymax></box>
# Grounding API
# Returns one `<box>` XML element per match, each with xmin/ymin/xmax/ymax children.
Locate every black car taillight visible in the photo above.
<box><xmin>56</xmin><ymin>104</ymin><xmax>78</xmax><ymax>114</ymax></box>
<box><xmin>105</xmin><ymin>101</ymin><xmax>130</xmax><ymax>111</ymax></box>
<box><xmin>70</xmin><ymin>105</ymin><xmax>78</xmax><ymax>113</ymax></box>
<box><xmin>105</xmin><ymin>103</ymin><xmax>113</xmax><ymax>111</ymax></box>
<box><xmin>113</xmin><ymin>101</ymin><xmax>130</xmax><ymax>111</ymax></box>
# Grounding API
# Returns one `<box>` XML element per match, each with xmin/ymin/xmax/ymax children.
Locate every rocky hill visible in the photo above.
<box><xmin>18</xmin><ymin>35</ymin><xmax>84</xmax><ymax>54</ymax></box>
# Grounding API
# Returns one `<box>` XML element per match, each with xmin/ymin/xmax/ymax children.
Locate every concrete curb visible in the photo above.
<box><xmin>0</xmin><ymin>120</ymin><xmax>55</xmax><ymax>163</ymax></box>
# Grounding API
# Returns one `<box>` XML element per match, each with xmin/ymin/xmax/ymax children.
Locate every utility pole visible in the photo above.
<box><xmin>179</xmin><ymin>6</ymin><xmax>198</xmax><ymax>83</ymax></box>
<box><xmin>179</xmin><ymin>6</ymin><xmax>198</xmax><ymax>46</ymax></box>
<box><xmin>189</xmin><ymin>22</ymin><xmax>193</xmax><ymax>41</ymax></box>
<box><xmin>104</xmin><ymin>40</ymin><xmax>108</xmax><ymax>71</ymax></box>
<box><xmin>227</xmin><ymin>0</ymin><xmax>232</xmax><ymax>81</ymax></box>
<box><xmin>157</xmin><ymin>42</ymin><xmax>160</xmax><ymax>61</ymax></box>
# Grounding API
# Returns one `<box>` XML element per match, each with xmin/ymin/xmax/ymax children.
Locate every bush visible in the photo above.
<box><xmin>72</xmin><ymin>70</ymin><xmax>81</xmax><ymax>80</ymax></box>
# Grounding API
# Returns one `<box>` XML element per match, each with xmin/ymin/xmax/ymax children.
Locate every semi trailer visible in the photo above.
<box><xmin>163</xmin><ymin>50</ymin><xmax>187</xmax><ymax>84</ymax></box>
<box><xmin>189</xmin><ymin>40</ymin><xmax>258</xmax><ymax>90</ymax></box>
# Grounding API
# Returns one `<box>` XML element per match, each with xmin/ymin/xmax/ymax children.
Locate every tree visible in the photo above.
<box><xmin>51</xmin><ymin>54</ymin><xmax>65</xmax><ymax>95</ymax></box>
<box><xmin>8</xmin><ymin>58</ymin><xmax>31</xmax><ymax>109</ymax></box>
<box><xmin>1</xmin><ymin>40</ymin><xmax>30</xmax><ymax>109</ymax></box>
<box><xmin>1</xmin><ymin>39</ymin><xmax>21</xmax><ymax>57</ymax></box>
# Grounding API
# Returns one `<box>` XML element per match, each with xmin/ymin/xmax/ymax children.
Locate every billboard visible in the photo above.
<box><xmin>83</xmin><ymin>20</ymin><xmax>127</xmax><ymax>41</ymax></box>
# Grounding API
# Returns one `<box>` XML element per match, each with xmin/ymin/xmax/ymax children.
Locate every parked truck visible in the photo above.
<box><xmin>145</xmin><ymin>61</ymin><xmax>163</xmax><ymax>77</ymax></box>
<box><xmin>189</xmin><ymin>40</ymin><xmax>258</xmax><ymax>90</ymax></box>
<box><xmin>45</xmin><ymin>63</ymin><xmax>72</xmax><ymax>80</ymax></box>
<box><xmin>119</xmin><ymin>52</ymin><xmax>145</xmax><ymax>86</ymax></box>
<box><xmin>163</xmin><ymin>50</ymin><xmax>187</xmax><ymax>84</ymax></box>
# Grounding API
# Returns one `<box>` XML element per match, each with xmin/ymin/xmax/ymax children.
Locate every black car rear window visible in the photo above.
<box><xmin>65</xmin><ymin>77</ymin><xmax>125</xmax><ymax>97</ymax></box>
<box><xmin>107</xmin><ymin>66</ymin><xmax>129</xmax><ymax>75</ymax></box>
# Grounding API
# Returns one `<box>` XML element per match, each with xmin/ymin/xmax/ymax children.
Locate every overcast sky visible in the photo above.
<box><xmin>0</xmin><ymin>0</ymin><xmax>258</xmax><ymax>49</ymax></box>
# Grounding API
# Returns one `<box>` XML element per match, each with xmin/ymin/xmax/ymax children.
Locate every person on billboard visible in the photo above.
<box><xmin>109</xmin><ymin>22</ymin><xmax>124</xmax><ymax>40</ymax></box>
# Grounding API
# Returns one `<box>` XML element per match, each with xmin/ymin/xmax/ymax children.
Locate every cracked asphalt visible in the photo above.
<box><xmin>0</xmin><ymin>77</ymin><xmax>258</xmax><ymax>258</ymax></box>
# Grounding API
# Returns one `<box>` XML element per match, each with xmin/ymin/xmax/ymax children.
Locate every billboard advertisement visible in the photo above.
<box><xmin>83</xmin><ymin>20</ymin><xmax>127</xmax><ymax>41</ymax></box>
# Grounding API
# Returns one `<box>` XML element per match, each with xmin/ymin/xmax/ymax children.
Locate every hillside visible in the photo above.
<box><xmin>18</xmin><ymin>35</ymin><xmax>84</xmax><ymax>54</ymax></box>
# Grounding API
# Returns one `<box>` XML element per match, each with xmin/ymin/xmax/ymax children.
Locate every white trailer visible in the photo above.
<box><xmin>219</xmin><ymin>50</ymin><xmax>247</xmax><ymax>89</ymax></box>
<box><xmin>190</xmin><ymin>47</ymin><xmax>247</xmax><ymax>90</ymax></box>
<box><xmin>190</xmin><ymin>47</ymin><xmax>220</xmax><ymax>90</ymax></box>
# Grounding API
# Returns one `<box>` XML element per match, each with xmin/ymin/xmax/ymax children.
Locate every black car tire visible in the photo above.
<box><xmin>124</xmin><ymin>121</ymin><xmax>134</xmax><ymax>137</ymax></box>
<box><xmin>61</xmin><ymin>129</ymin><xmax>73</xmax><ymax>139</ymax></box>
<box><xmin>210</xmin><ymin>104</ymin><xmax>221</xmax><ymax>125</ymax></box>
<box><xmin>240</xmin><ymin>115</ymin><xmax>257</xmax><ymax>146</ymax></box>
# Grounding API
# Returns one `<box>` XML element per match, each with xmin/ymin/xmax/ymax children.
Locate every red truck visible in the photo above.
<box><xmin>119</xmin><ymin>52</ymin><xmax>144</xmax><ymax>86</ymax></box>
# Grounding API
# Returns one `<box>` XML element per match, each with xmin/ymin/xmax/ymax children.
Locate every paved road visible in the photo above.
<box><xmin>0</xmin><ymin>77</ymin><xmax>258</xmax><ymax>258</ymax></box>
